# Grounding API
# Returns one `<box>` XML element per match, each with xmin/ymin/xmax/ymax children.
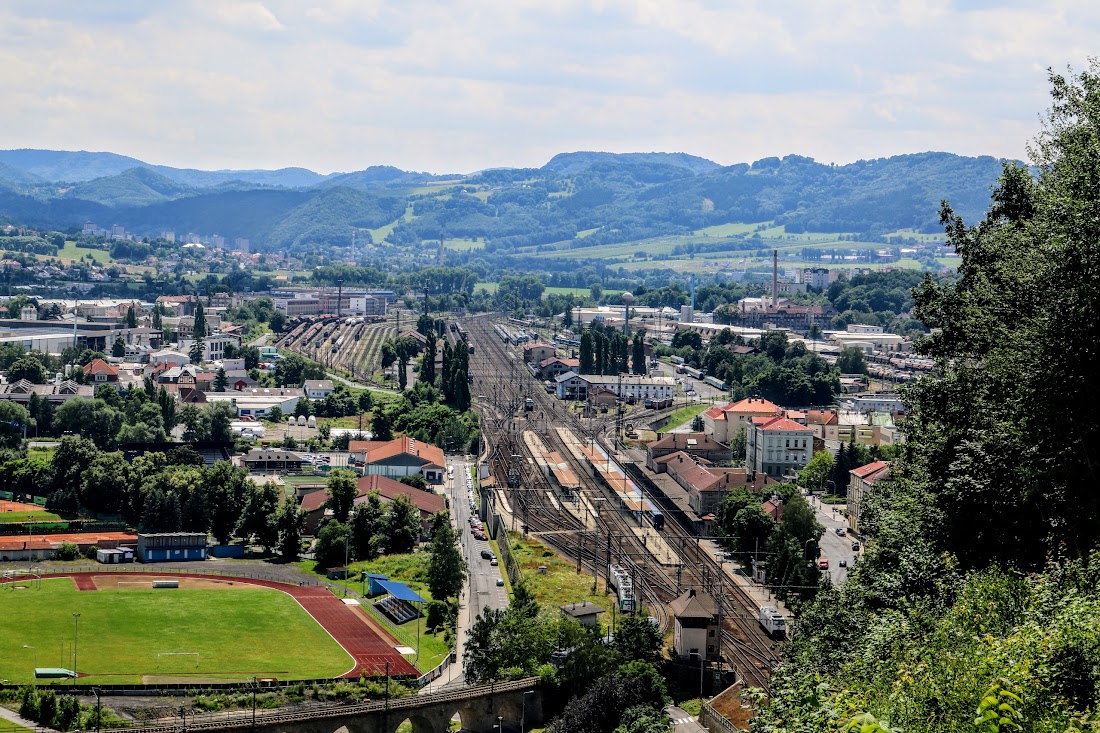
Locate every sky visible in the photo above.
<box><xmin>0</xmin><ymin>1</ymin><xmax>1096</xmax><ymax>174</ymax></box>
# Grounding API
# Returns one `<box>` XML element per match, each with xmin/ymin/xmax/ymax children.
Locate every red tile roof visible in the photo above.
<box><xmin>83</xmin><ymin>358</ymin><xmax>119</xmax><ymax>377</ymax></box>
<box><xmin>751</xmin><ymin>415</ymin><xmax>813</xmax><ymax>432</ymax></box>
<box><xmin>851</xmin><ymin>461</ymin><xmax>890</xmax><ymax>482</ymax></box>
<box><xmin>363</xmin><ymin>436</ymin><xmax>445</xmax><ymax>469</ymax></box>
<box><xmin>356</xmin><ymin>474</ymin><xmax>446</xmax><ymax>515</ymax></box>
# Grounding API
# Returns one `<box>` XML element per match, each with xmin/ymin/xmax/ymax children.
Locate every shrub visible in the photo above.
<box><xmin>53</xmin><ymin>543</ymin><xmax>80</xmax><ymax>561</ymax></box>
<box><xmin>19</xmin><ymin>686</ymin><xmax>39</xmax><ymax>721</ymax></box>
<box><xmin>38</xmin><ymin>689</ymin><xmax>57</xmax><ymax>726</ymax></box>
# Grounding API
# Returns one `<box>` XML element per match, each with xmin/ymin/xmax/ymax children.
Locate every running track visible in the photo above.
<box><xmin>2</xmin><ymin>572</ymin><xmax>419</xmax><ymax>678</ymax></box>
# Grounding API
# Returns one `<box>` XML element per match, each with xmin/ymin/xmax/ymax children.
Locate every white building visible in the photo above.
<box><xmin>841</xmin><ymin>394</ymin><xmax>905</xmax><ymax>414</ymax></box>
<box><xmin>178</xmin><ymin>333</ymin><xmax>240</xmax><ymax>362</ymax></box>
<box><xmin>669</xmin><ymin>589</ymin><xmax>719</xmax><ymax>661</ymax></box>
<box><xmin>554</xmin><ymin>372</ymin><xmax>676</xmax><ymax>401</ymax></box>
<box><xmin>349</xmin><ymin>296</ymin><xmax>387</xmax><ymax>316</ymax></box>
<box><xmin>205</xmin><ymin>389</ymin><xmax>302</xmax><ymax>418</ymax></box>
<box><xmin>304</xmin><ymin>380</ymin><xmax>335</xmax><ymax>400</ymax></box>
<box><xmin>746</xmin><ymin>414</ymin><xmax>814</xmax><ymax>478</ymax></box>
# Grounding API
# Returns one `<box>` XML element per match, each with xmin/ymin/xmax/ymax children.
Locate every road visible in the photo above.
<box><xmin>430</xmin><ymin>455</ymin><xmax>509</xmax><ymax>691</ymax></box>
<box><xmin>667</xmin><ymin>705</ymin><xmax>706</xmax><ymax>732</ymax></box>
<box><xmin>807</xmin><ymin>494</ymin><xmax>859</xmax><ymax>584</ymax></box>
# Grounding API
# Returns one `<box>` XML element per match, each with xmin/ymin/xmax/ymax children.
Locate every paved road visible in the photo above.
<box><xmin>667</xmin><ymin>705</ymin><xmax>706</xmax><ymax>732</ymax></box>
<box><xmin>807</xmin><ymin>495</ymin><xmax>859</xmax><ymax>584</ymax></box>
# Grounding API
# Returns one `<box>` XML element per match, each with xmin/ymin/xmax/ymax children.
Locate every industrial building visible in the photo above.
<box><xmin>135</xmin><ymin>533</ymin><xmax>208</xmax><ymax>562</ymax></box>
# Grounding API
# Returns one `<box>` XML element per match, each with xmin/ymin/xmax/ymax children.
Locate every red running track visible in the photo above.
<box><xmin>2</xmin><ymin>572</ymin><xmax>419</xmax><ymax>678</ymax></box>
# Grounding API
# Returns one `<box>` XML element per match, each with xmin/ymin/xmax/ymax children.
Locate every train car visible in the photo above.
<box><xmin>669</xmin><ymin>355</ymin><xmax>686</xmax><ymax>365</ymax></box>
<box><xmin>703</xmin><ymin>375</ymin><xmax>729</xmax><ymax>391</ymax></box>
<box><xmin>607</xmin><ymin>564</ymin><xmax>636</xmax><ymax>612</ymax></box>
<box><xmin>524</xmin><ymin>398</ymin><xmax>535</xmax><ymax>412</ymax></box>
<box><xmin>642</xmin><ymin>498</ymin><xmax>665</xmax><ymax>530</ymax></box>
<box><xmin>759</xmin><ymin>606</ymin><xmax>787</xmax><ymax>636</ymax></box>
<box><xmin>644</xmin><ymin>397</ymin><xmax>673</xmax><ymax>410</ymax></box>
<box><xmin>683</xmin><ymin>366</ymin><xmax>706</xmax><ymax>380</ymax></box>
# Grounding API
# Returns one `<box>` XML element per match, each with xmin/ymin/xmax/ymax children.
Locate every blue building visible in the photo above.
<box><xmin>136</xmin><ymin>533</ymin><xmax>207</xmax><ymax>562</ymax></box>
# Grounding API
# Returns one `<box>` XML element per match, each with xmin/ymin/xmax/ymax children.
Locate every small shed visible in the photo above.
<box><xmin>96</xmin><ymin>547</ymin><xmax>134</xmax><ymax>564</ymax></box>
<box><xmin>326</xmin><ymin>567</ymin><xmax>348</xmax><ymax>580</ymax></box>
<box><xmin>367</xmin><ymin>573</ymin><xmax>390</xmax><ymax>595</ymax></box>
<box><xmin>560</xmin><ymin>600</ymin><xmax>605</xmax><ymax>627</ymax></box>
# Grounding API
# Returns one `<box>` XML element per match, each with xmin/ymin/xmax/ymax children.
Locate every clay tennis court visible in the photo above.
<box><xmin>2</xmin><ymin>571</ymin><xmax>419</xmax><ymax>678</ymax></box>
<box><xmin>0</xmin><ymin>499</ymin><xmax>46</xmax><ymax>513</ymax></box>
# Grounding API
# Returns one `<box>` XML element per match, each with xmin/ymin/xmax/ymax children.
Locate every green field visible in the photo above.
<box><xmin>58</xmin><ymin>241</ymin><xmax>113</xmax><ymax>263</ymax></box>
<box><xmin>0</xmin><ymin>578</ymin><xmax>353</xmax><ymax>684</ymax></box>
<box><xmin>654</xmin><ymin>403</ymin><xmax>710</xmax><ymax>432</ymax></box>
<box><xmin>506</xmin><ymin>532</ymin><xmax>611</xmax><ymax>633</ymax></box>
<box><xmin>0</xmin><ymin>510</ymin><xmax>61</xmax><ymax>524</ymax></box>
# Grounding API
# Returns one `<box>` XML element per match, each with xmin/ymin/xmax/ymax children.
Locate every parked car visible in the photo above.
<box><xmin>490</xmin><ymin>558</ymin><xmax>499</xmax><ymax>566</ymax></box>
<box><xmin>496</xmin><ymin>578</ymin><xmax>505</xmax><ymax>587</ymax></box>
<box><xmin>835</xmin><ymin>527</ymin><xmax>845</xmax><ymax>536</ymax></box>
<box><xmin>480</xmin><ymin>550</ymin><xmax>493</xmax><ymax>560</ymax></box>
<box><xmin>851</xmin><ymin>541</ymin><xmax>861</xmax><ymax>551</ymax></box>
<box><xmin>818</xmin><ymin>558</ymin><xmax>829</xmax><ymax>570</ymax></box>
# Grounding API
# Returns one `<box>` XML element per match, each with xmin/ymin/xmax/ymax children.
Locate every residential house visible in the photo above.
<box><xmin>299</xmin><ymin>473</ymin><xmax>446</xmax><ymax>535</ymax></box>
<box><xmin>745</xmin><ymin>414</ymin><xmax>814</xmax><ymax>478</ymax></box>
<box><xmin>523</xmin><ymin>343</ymin><xmax>556</xmax><ymax>365</ymax></box>
<box><xmin>537</xmin><ymin>357</ymin><xmax>580</xmax><ymax>381</ymax></box>
<box><xmin>304</xmin><ymin>380</ymin><xmax>335</xmax><ymax>400</ymax></box>
<box><xmin>848</xmin><ymin>460</ymin><xmax>890</xmax><ymax>533</ymax></box>
<box><xmin>83</xmin><ymin>358</ymin><xmax>119</xmax><ymax>384</ymax></box>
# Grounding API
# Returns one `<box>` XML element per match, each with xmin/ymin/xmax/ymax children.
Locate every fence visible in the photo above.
<box><xmin>0</xmin><ymin>565</ymin><xmax>328</xmax><ymax>586</ymax></box>
<box><xmin>698</xmin><ymin>683</ymin><xmax>747</xmax><ymax>733</ymax></box>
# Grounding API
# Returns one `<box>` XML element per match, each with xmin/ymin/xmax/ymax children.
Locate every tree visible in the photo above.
<box><xmin>111</xmin><ymin>335</ymin><xmax>125</xmax><ymax>358</ymax></box>
<box><xmin>8</xmin><ymin>356</ymin><xmax>47</xmax><ymax>384</ymax></box>
<box><xmin>126</xmin><ymin>305</ymin><xmax>137</xmax><ymax>328</ymax></box>
<box><xmin>214</xmin><ymin>367</ymin><xmax>228</xmax><ymax>392</ymax></box>
<box><xmin>239</xmin><ymin>481</ymin><xmax>280</xmax><ymax>551</ymax></box>
<box><xmin>151</xmin><ymin>304</ymin><xmax>162</xmax><ymax>331</ymax></box>
<box><xmin>80</xmin><ymin>452</ymin><xmax>130</xmax><ymax>515</ymax></box>
<box><xmin>189</xmin><ymin>300</ymin><xmax>206</xmax><ymax>364</ymax></box>
<box><xmin>206</xmin><ymin>402</ymin><xmax>235</xmax><ymax>443</ymax></box>
<box><xmin>350</xmin><ymin>492</ymin><xmax>385</xmax><ymax>560</ymax></box>
<box><xmin>422</xmin><ymin>334</ymin><xmax>437</xmax><ymax>385</ymax></box>
<box><xmin>384</xmin><ymin>493</ymin><xmax>421</xmax><ymax>553</ymax></box>
<box><xmin>268</xmin><ymin>310</ymin><xmax>287</xmax><ymax>333</ymax></box>
<box><xmin>371</xmin><ymin>408</ymin><xmax>394</xmax><ymax>441</ymax></box>
<box><xmin>416</xmin><ymin>313</ymin><xmax>434</xmax><ymax>338</ymax></box>
<box><xmin>205</xmin><ymin>462</ymin><xmax>250</xmax><ymax>544</ymax></box>
<box><xmin>836</xmin><ymin>346</ymin><xmax>868</xmax><ymax>375</ymax></box>
<box><xmin>611</xmin><ymin>614</ymin><xmax>664</xmax><ymax>664</ymax></box>
<box><xmin>630</xmin><ymin>329</ymin><xmax>647</xmax><ymax>375</ymax></box>
<box><xmin>691</xmin><ymin>414</ymin><xmax>704</xmax><ymax>432</ymax></box>
<box><xmin>266</xmin><ymin>405</ymin><xmax>283</xmax><ymax>425</ymax></box>
<box><xmin>314</xmin><ymin>520</ymin><xmax>351</xmax><ymax>569</ymax></box>
<box><xmin>798</xmin><ymin>449</ymin><xmax>835</xmax><ymax>492</ymax></box>
<box><xmin>276</xmin><ymin>500</ymin><xmax>304</xmax><ymax>559</ymax></box>
<box><xmin>325</xmin><ymin>469</ymin><xmax>358</xmax><ymax>522</ymax></box>
<box><xmin>0</xmin><ymin>401</ymin><xmax>31</xmax><ymax>449</ymax></box>
<box><xmin>671</xmin><ymin>329</ymin><xmax>702</xmax><ymax>350</ymax></box>
<box><xmin>53</xmin><ymin>399</ymin><xmax>124</xmax><ymax>450</ymax></box>
<box><xmin>427</xmin><ymin>511</ymin><xmax>467</xmax><ymax>601</ymax></box>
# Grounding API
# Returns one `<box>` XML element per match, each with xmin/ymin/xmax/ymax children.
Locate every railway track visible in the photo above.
<box><xmin>465</xmin><ymin>314</ymin><xmax>781</xmax><ymax>691</ymax></box>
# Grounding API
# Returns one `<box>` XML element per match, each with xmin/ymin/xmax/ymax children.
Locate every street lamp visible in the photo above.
<box><xmin>72</xmin><ymin>613</ymin><xmax>80</xmax><ymax>685</ymax></box>
<box><xmin>23</xmin><ymin>646</ymin><xmax>35</xmax><ymax>683</ymax></box>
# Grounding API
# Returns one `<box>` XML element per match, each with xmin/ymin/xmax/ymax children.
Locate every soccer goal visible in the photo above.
<box><xmin>156</xmin><ymin>652</ymin><xmax>200</xmax><ymax>669</ymax></box>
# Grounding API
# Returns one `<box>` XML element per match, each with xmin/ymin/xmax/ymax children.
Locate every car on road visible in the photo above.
<box><xmin>851</xmin><ymin>541</ymin><xmax>861</xmax><ymax>551</ymax></box>
<box><xmin>496</xmin><ymin>578</ymin><xmax>505</xmax><ymax>587</ymax></box>
<box><xmin>839</xmin><ymin>559</ymin><xmax>847</xmax><ymax>568</ymax></box>
<box><xmin>835</xmin><ymin>527</ymin><xmax>845</xmax><ymax>536</ymax></box>
<box><xmin>480</xmin><ymin>550</ymin><xmax>494</xmax><ymax>560</ymax></box>
<box><xmin>490</xmin><ymin>558</ymin><xmax>498</xmax><ymax>566</ymax></box>
<box><xmin>819</xmin><ymin>558</ymin><xmax>830</xmax><ymax>570</ymax></box>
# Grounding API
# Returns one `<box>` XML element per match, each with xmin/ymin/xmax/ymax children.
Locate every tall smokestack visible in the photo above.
<box><xmin>690</xmin><ymin>274</ymin><xmax>696</xmax><ymax>309</ymax></box>
<box><xmin>772</xmin><ymin>249</ymin><xmax>778</xmax><ymax>308</ymax></box>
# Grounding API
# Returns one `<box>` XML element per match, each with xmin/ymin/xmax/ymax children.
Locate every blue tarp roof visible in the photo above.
<box><xmin>377</xmin><ymin>579</ymin><xmax>425</xmax><ymax>604</ymax></box>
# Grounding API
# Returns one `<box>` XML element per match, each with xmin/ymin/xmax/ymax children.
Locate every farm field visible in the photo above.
<box><xmin>58</xmin><ymin>241</ymin><xmax>113</xmax><ymax>263</ymax></box>
<box><xmin>0</xmin><ymin>578</ymin><xmax>353</xmax><ymax>685</ymax></box>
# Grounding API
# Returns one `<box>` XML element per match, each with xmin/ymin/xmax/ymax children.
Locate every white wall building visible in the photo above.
<box><xmin>554</xmin><ymin>372</ymin><xmax>676</xmax><ymax>401</ymax></box>
<box><xmin>746</xmin><ymin>415</ymin><xmax>814</xmax><ymax>478</ymax></box>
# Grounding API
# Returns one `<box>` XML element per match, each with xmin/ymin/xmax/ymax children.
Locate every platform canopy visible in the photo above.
<box><xmin>376</xmin><ymin>579</ymin><xmax>426</xmax><ymax>604</ymax></box>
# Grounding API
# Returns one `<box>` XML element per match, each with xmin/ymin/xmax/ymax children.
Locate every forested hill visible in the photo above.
<box><xmin>0</xmin><ymin>148</ymin><xmax>1009</xmax><ymax>251</ymax></box>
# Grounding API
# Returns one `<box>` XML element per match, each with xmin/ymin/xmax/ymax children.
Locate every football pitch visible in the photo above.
<box><xmin>0</xmin><ymin>578</ymin><xmax>353</xmax><ymax>685</ymax></box>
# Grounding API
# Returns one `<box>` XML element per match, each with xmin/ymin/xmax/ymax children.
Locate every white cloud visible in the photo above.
<box><xmin>0</xmin><ymin>1</ymin><xmax>1095</xmax><ymax>173</ymax></box>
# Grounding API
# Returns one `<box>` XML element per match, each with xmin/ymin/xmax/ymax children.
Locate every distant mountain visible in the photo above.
<box><xmin>542</xmin><ymin>151</ymin><xmax>722</xmax><ymax>176</ymax></box>
<box><xmin>64</xmin><ymin>167</ymin><xmax>196</xmax><ymax>208</ymax></box>
<box><xmin>0</xmin><ymin>160</ymin><xmax>45</xmax><ymax>190</ymax></box>
<box><xmin>313</xmin><ymin>165</ymin><xmax>440</xmax><ymax>190</ymax></box>
<box><xmin>0</xmin><ymin>149</ymin><xmax>330</xmax><ymax>188</ymax></box>
<box><xmin>0</xmin><ymin>149</ymin><xmax>151</xmax><ymax>183</ymax></box>
<box><xmin>0</xmin><ymin>147</ymin><xmax>1011</xmax><ymax>254</ymax></box>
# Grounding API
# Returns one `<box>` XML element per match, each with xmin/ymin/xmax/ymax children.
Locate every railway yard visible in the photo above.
<box><xmin>463</xmin><ymin>314</ymin><xmax>783</xmax><ymax>692</ymax></box>
<box><xmin>274</xmin><ymin>312</ymin><xmax>404</xmax><ymax>383</ymax></box>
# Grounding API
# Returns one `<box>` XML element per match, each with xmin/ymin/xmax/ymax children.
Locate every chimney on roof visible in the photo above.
<box><xmin>688</xmin><ymin>589</ymin><xmax>695</xmax><ymax>597</ymax></box>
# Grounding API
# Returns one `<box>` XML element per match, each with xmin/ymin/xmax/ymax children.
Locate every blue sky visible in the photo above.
<box><xmin>0</xmin><ymin>1</ymin><xmax>1095</xmax><ymax>173</ymax></box>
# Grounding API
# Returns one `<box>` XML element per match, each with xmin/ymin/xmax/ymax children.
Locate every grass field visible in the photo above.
<box><xmin>506</xmin><ymin>532</ymin><xmax>611</xmax><ymax>633</ymax></box>
<box><xmin>58</xmin><ymin>241</ymin><xmax>112</xmax><ymax>263</ymax></box>
<box><xmin>654</xmin><ymin>403</ymin><xmax>711</xmax><ymax>432</ymax></box>
<box><xmin>0</xmin><ymin>510</ymin><xmax>61</xmax><ymax>524</ymax></box>
<box><xmin>0</xmin><ymin>578</ymin><xmax>352</xmax><ymax>685</ymax></box>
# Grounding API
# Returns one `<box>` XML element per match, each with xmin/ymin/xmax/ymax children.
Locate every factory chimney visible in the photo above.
<box><xmin>772</xmin><ymin>249</ymin><xmax>778</xmax><ymax>308</ymax></box>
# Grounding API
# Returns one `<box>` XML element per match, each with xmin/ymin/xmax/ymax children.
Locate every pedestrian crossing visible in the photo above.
<box><xmin>669</xmin><ymin>714</ymin><xmax>696</xmax><ymax>726</ymax></box>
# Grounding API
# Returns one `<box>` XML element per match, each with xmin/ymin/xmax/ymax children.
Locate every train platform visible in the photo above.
<box><xmin>629</xmin><ymin>525</ymin><xmax>679</xmax><ymax>567</ymax></box>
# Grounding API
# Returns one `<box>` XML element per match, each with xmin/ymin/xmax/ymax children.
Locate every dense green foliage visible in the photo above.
<box><xmin>753</xmin><ymin>64</ymin><xmax>1100</xmax><ymax>732</ymax></box>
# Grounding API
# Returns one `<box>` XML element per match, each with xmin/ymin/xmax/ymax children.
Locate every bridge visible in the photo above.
<box><xmin>100</xmin><ymin>679</ymin><xmax>544</xmax><ymax>733</ymax></box>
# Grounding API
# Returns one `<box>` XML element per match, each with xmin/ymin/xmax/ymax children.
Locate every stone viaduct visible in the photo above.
<box><xmin>100</xmin><ymin>679</ymin><xmax>544</xmax><ymax>733</ymax></box>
